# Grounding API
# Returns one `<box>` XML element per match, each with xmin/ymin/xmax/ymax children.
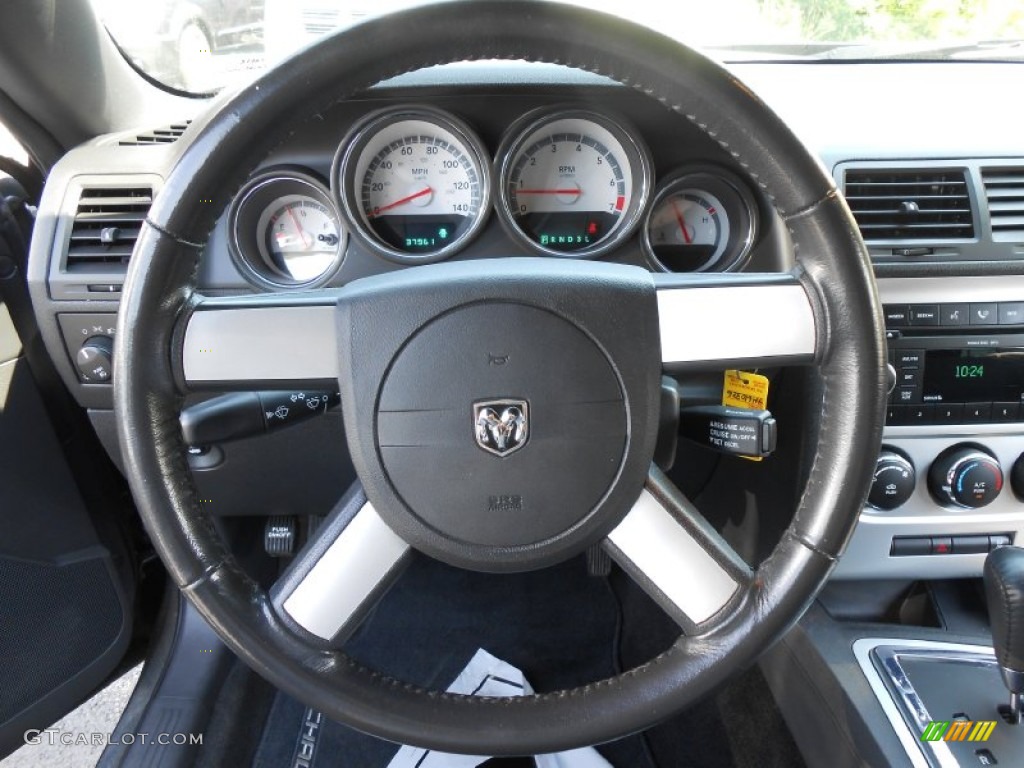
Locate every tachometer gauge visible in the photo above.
<box><xmin>229</xmin><ymin>170</ymin><xmax>346</xmax><ymax>289</ymax></box>
<box><xmin>334</xmin><ymin>107</ymin><xmax>491</xmax><ymax>263</ymax></box>
<box><xmin>496</xmin><ymin>109</ymin><xmax>651</xmax><ymax>258</ymax></box>
<box><xmin>643</xmin><ymin>168</ymin><xmax>758</xmax><ymax>273</ymax></box>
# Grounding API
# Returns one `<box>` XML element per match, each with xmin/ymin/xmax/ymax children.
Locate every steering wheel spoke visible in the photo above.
<box><xmin>605</xmin><ymin>468</ymin><xmax>752</xmax><ymax>631</ymax></box>
<box><xmin>655</xmin><ymin>272</ymin><xmax>820</xmax><ymax>372</ymax></box>
<box><xmin>179</xmin><ymin>293</ymin><xmax>341</xmax><ymax>391</ymax></box>
<box><xmin>271</xmin><ymin>484</ymin><xmax>411</xmax><ymax>645</ymax></box>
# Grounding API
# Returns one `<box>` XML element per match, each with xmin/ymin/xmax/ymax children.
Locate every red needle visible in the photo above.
<box><xmin>517</xmin><ymin>189</ymin><xmax>582</xmax><ymax>195</ymax></box>
<box><xmin>286</xmin><ymin>206</ymin><xmax>312</xmax><ymax>248</ymax></box>
<box><xmin>368</xmin><ymin>187</ymin><xmax>432</xmax><ymax>216</ymax></box>
<box><xmin>670</xmin><ymin>199</ymin><xmax>692</xmax><ymax>244</ymax></box>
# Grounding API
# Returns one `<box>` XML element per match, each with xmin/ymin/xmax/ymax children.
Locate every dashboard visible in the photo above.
<box><xmin>24</xmin><ymin>60</ymin><xmax>1024</xmax><ymax>582</ymax></box>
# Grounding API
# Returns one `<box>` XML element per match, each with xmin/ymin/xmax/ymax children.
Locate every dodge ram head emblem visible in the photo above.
<box><xmin>473</xmin><ymin>400</ymin><xmax>529</xmax><ymax>457</ymax></box>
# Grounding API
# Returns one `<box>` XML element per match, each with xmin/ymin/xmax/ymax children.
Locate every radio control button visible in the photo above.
<box><xmin>993</xmin><ymin>402</ymin><xmax>1020</xmax><ymax>421</ymax></box>
<box><xmin>934</xmin><ymin>403</ymin><xmax>964</xmax><ymax>423</ymax></box>
<box><xmin>970</xmin><ymin>303</ymin><xmax>998</xmax><ymax>325</ymax></box>
<box><xmin>999</xmin><ymin>302</ymin><xmax>1024</xmax><ymax>326</ymax></box>
<box><xmin>896</xmin><ymin>387</ymin><xmax>918</xmax><ymax>403</ymax></box>
<box><xmin>909</xmin><ymin>305</ymin><xmax>940</xmax><ymax>325</ymax></box>
<box><xmin>904</xmin><ymin>404</ymin><xmax>933</xmax><ymax>423</ymax></box>
<box><xmin>884</xmin><ymin>305</ymin><xmax>910</xmax><ymax>327</ymax></box>
<box><xmin>885</xmin><ymin>404</ymin><xmax>901</xmax><ymax>424</ymax></box>
<box><xmin>898</xmin><ymin>369</ymin><xmax>921</xmax><ymax>387</ymax></box>
<box><xmin>940</xmin><ymin>304</ymin><xmax>969</xmax><ymax>326</ymax></box>
<box><xmin>897</xmin><ymin>350</ymin><xmax>923</xmax><ymax>368</ymax></box>
<box><xmin>964</xmin><ymin>403</ymin><xmax>992</xmax><ymax>422</ymax></box>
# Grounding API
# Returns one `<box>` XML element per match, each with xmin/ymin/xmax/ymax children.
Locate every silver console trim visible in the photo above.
<box><xmin>876</xmin><ymin>275</ymin><xmax>1024</xmax><ymax>304</ymax></box>
<box><xmin>835</xmin><ymin>432</ymin><xmax>1023</xmax><ymax>579</ymax></box>
<box><xmin>853</xmin><ymin>638</ymin><xmax>996</xmax><ymax>768</ymax></box>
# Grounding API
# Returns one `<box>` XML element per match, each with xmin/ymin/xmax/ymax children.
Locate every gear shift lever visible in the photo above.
<box><xmin>984</xmin><ymin>545</ymin><xmax>1024</xmax><ymax>724</ymax></box>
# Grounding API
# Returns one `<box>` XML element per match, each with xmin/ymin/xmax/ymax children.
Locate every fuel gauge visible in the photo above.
<box><xmin>229</xmin><ymin>169</ymin><xmax>346</xmax><ymax>289</ymax></box>
<box><xmin>643</xmin><ymin>168</ymin><xmax>757</xmax><ymax>273</ymax></box>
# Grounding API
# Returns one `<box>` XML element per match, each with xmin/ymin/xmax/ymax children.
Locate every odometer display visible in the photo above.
<box><xmin>497</xmin><ymin>111</ymin><xmax>651</xmax><ymax>258</ymax></box>
<box><xmin>335</xmin><ymin>108</ymin><xmax>491</xmax><ymax>263</ymax></box>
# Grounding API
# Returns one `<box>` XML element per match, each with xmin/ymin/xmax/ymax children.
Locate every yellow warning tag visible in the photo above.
<box><xmin>723</xmin><ymin>370</ymin><xmax>770</xmax><ymax>461</ymax></box>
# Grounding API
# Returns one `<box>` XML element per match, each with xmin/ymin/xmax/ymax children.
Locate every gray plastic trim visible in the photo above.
<box><xmin>606</xmin><ymin>489</ymin><xmax>739</xmax><ymax>624</ymax></box>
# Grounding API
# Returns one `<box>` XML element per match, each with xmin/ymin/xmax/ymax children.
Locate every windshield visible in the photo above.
<box><xmin>90</xmin><ymin>0</ymin><xmax>1024</xmax><ymax>93</ymax></box>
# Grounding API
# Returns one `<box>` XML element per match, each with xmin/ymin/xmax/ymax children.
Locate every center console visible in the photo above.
<box><xmin>834</xmin><ymin>276</ymin><xmax>1024</xmax><ymax>580</ymax></box>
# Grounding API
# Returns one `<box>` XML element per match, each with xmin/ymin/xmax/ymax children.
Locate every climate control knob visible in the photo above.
<box><xmin>75</xmin><ymin>335</ymin><xmax>113</xmax><ymax>383</ymax></box>
<box><xmin>1012</xmin><ymin>454</ymin><xmax>1024</xmax><ymax>501</ymax></box>
<box><xmin>928</xmin><ymin>445</ymin><xmax>1003</xmax><ymax>509</ymax></box>
<box><xmin>868</xmin><ymin>450</ymin><xmax>916</xmax><ymax>510</ymax></box>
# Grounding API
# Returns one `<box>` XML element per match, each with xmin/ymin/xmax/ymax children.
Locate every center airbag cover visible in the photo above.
<box><xmin>378</xmin><ymin>303</ymin><xmax>625</xmax><ymax>547</ymax></box>
<box><xmin>336</xmin><ymin>259</ymin><xmax>661</xmax><ymax>572</ymax></box>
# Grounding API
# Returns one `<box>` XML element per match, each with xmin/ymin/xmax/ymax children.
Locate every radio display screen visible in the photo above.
<box><xmin>922</xmin><ymin>349</ymin><xmax>1024</xmax><ymax>403</ymax></box>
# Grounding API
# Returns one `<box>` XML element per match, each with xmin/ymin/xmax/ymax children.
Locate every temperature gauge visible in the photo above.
<box><xmin>643</xmin><ymin>168</ymin><xmax>758</xmax><ymax>273</ymax></box>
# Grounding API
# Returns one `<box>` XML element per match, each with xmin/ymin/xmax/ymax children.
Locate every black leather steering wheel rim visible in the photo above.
<box><xmin>114</xmin><ymin>0</ymin><xmax>886</xmax><ymax>754</ymax></box>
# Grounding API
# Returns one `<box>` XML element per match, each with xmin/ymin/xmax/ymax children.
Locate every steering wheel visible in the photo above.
<box><xmin>114</xmin><ymin>0</ymin><xmax>886</xmax><ymax>754</ymax></box>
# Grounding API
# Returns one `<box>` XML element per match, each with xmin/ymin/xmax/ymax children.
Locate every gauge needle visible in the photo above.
<box><xmin>286</xmin><ymin>206</ymin><xmax>313</xmax><ymax>249</ymax></box>
<box><xmin>517</xmin><ymin>189</ymin><xmax>582</xmax><ymax>195</ymax></box>
<box><xmin>369</xmin><ymin>187</ymin><xmax>433</xmax><ymax>216</ymax></box>
<box><xmin>670</xmin><ymin>199</ymin><xmax>692</xmax><ymax>244</ymax></box>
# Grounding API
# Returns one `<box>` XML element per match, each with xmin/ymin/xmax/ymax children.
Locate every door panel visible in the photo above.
<box><xmin>0</xmin><ymin>175</ymin><xmax>134</xmax><ymax>758</ymax></box>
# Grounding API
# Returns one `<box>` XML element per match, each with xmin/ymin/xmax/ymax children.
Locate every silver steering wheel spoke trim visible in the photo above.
<box><xmin>178</xmin><ymin>270</ymin><xmax>820</xmax><ymax>390</ymax></box>
<box><xmin>271</xmin><ymin>485</ymin><xmax>411</xmax><ymax>644</ymax></box>
<box><xmin>605</xmin><ymin>469</ymin><xmax>752</xmax><ymax>630</ymax></box>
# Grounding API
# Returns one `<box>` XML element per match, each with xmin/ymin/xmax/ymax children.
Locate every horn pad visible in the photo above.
<box><xmin>336</xmin><ymin>260</ymin><xmax>661</xmax><ymax>572</ymax></box>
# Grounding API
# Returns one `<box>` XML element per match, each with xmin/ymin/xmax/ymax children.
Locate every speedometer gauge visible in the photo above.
<box><xmin>496</xmin><ymin>109</ymin><xmax>651</xmax><ymax>258</ymax></box>
<box><xmin>334</xmin><ymin>107</ymin><xmax>491</xmax><ymax>263</ymax></box>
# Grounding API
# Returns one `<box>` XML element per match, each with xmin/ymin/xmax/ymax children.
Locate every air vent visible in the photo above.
<box><xmin>982</xmin><ymin>167</ymin><xmax>1024</xmax><ymax>242</ymax></box>
<box><xmin>118</xmin><ymin>121</ymin><xmax>191</xmax><ymax>146</ymax></box>
<box><xmin>844</xmin><ymin>168</ymin><xmax>975</xmax><ymax>241</ymax></box>
<box><xmin>65</xmin><ymin>187</ymin><xmax>152</xmax><ymax>269</ymax></box>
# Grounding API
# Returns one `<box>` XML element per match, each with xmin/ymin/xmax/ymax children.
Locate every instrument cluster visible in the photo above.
<box><xmin>227</xmin><ymin>104</ymin><xmax>761</xmax><ymax>288</ymax></box>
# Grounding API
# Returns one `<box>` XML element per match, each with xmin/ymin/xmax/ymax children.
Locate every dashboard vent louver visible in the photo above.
<box><xmin>65</xmin><ymin>187</ymin><xmax>153</xmax><ymax>268</ymax></box>
<box><xmin>844</xmin><ymin>168</ymin><xmax>975</xmax><ymax>241</ymax></box>
<box><xmin>118</xmin><ymin>121</ymin><xmax>192</xmax><ymax>146</ymax></box>
<box><xmin>981</xmin><ymin>167</ymin><xmax>1024</xmax><ymax>242</ymax></box>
